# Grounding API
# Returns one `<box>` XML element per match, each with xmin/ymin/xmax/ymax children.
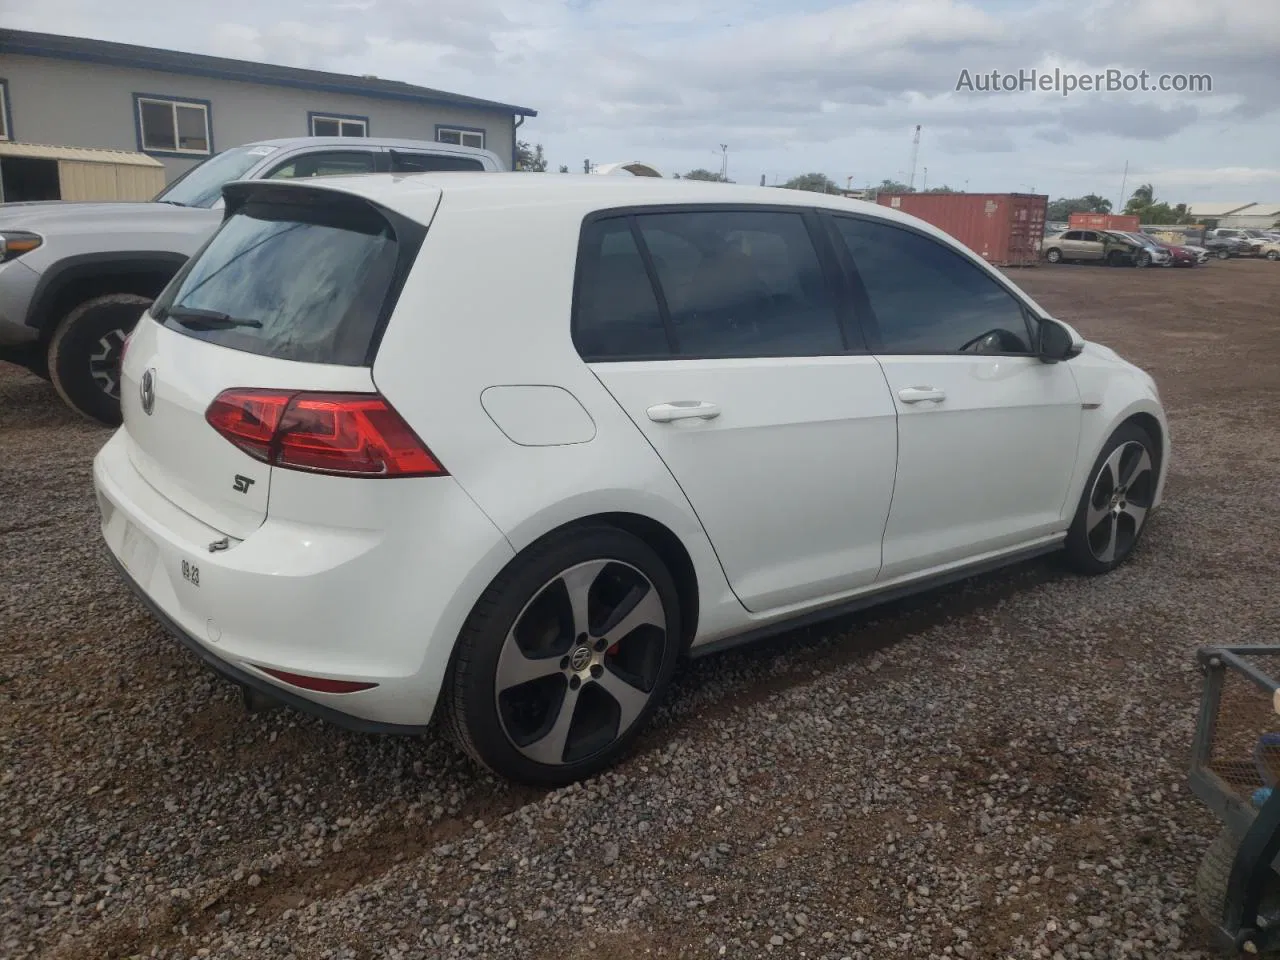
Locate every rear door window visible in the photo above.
<box><xmin>154</xmin><ymin>192</ymin><xmax>416</xmax><ymax>365</ymax></box>
<box><xmin>266</xmin><ymin>151</ymin><xmax>377</xmax><ymax>180</ymax></box>
<box><xmin>635</xmin><ymin>209</ymin><xmax>844</xmax><ymax>358</ymax></box>
<box><xmin>390</xmin><ymin>151</ymin><xmax>485</xmax><ymax>172</ymax></box>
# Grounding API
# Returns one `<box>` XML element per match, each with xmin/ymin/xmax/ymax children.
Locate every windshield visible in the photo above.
<box><xmin>153</xmin><ymin>145</ymin><xmax>277</xmax><ymax>208</ymax></box>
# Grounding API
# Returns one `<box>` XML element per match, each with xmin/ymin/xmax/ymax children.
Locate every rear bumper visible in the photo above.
<box><xmin>93</xmin><ymin>428</ymin><xmax>516</xmax><ymax>729</ymax></box>
<box><xmin>105</xmin><ymin>547</ymin><xmax>427</xmax><ymax>735</ymax></box>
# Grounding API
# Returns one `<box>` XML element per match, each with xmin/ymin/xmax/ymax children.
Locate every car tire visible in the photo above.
<box><xmin>1045</xmin><ymin>248</ymin><xmax>1062</xmax><ymax>264</ymax></box>
<box><xmin>1217</xmin><ymin>248</ymin><xmax>1231</xmax><ymax>260</ymax></box>
<box><xmin>1136</xmin><ymin>251</ymin><xmax>1152</xmax><ymax>268</ymax></box>
<box><xmin>1063</xmin><ymin>422</ymin><xmax>1158</xmax><ymax>575</ymax></box>
<box><xmin>47</xmin><ymin>293</ymin><xmax>151</xmax><ymax>426</ymax></box>
<box><xmin>443</xmin><ymin>524</ymin><xmax>683</xmax><ymax>786</ymax></box>
<box><xmin>1268</xmin><ymin>250</ymin><xmax>1279</xmax><ymax>261</ymax></box>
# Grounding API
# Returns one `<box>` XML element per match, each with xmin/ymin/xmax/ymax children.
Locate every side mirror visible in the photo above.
<box><xmin>1038</xmin><ymin>317</ymin><xmax>1081</xmax><ymax>363</ymax></box>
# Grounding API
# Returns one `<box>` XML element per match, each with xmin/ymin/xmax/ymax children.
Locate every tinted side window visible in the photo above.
<box><xmin>573</xmin><ymin>220</ymin><xmax>671</xmax><ymax>359</ymax></box>
<box><xmin>635</xmin><ymin>210</ymin><xmax>843</xmax><ymax>358</ymax></box>
<box><xmin>834</xmin><ymin>217</ymin><xmax>1033</xmax><ymax>355</ymax></box>
<box><xmin>267</xmin><ymin>151</ymin><xmax>376</xmax><ymax>180</ymax></box>
<box><xmin>390</xmin><ymin>152</ymin><xmax>485</xmax><ymax>173</ymax></box>
<box><xmin>1062</xmin><ymin>231</ymin><xmax>1081</xmax><ymax>241</ymax></box>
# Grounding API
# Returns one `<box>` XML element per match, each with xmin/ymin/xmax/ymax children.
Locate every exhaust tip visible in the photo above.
<box><xmin>241</xmin><ymin>684</ymin><xmax>282</xmax><ymax>715</ymax></box>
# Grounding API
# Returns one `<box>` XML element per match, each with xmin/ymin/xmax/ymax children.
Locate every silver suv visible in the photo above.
<box><xmin>0</xmin><ymin>136</ymin><xmax>502</xmax><ymax>424</ymax></box>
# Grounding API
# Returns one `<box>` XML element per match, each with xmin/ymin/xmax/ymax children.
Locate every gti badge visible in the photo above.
<box><xmin>140</xmin><ymin>368</ymin><xmax>157</xmax><ymax>416</ymax></box>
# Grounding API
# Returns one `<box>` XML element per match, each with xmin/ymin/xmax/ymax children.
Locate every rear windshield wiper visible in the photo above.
<box><xmin>165</xmin><ymin>306</ymin><xmax>263</xmax><ymax>330</ymax></box>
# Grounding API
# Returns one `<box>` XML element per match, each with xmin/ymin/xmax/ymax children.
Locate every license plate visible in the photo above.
<box><xmin>119</xmin><ymin>520</ymin><xmax>158</xmax><ymax>582</ymax></box>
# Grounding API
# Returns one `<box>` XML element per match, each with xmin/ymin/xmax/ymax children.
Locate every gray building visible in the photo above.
<box><xmin>0</xmin><ymin>29</ymin><xmax>536</xmax><ymax>180</ymax></box>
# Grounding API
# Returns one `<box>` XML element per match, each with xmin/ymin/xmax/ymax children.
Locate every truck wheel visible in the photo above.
<box><xmin>47</xmin><ymin>294</ymin><xmax>151</xmax><ymax>426</ymax></box>
<box><xmin>1196</xmin><ymin>821</ymin><xmax>1280</xmax><ymax>928</ymax></box>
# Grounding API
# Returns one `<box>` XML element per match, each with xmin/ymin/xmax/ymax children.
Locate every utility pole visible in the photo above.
<box><xmin>1118</xmin><ymin>159</ymin><xmax>1129</xmax><ymax>212</ymax></box>
<box><xmin>922</xmin><ymin>167</ymin><xmax>928</xmax><ymax>192</ymax></box>
<box><xmin>907</xmin><ymin>124</ymin><xmax>921</xmax><ymax>191</ymax></box>
<box><xmin>719</xmin><ymin>144</ymin><xmax>729</xmax><ymax>182</ymax></box>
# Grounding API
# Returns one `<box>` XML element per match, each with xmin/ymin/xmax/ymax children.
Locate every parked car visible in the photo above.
<box><xmin>1114</xmin><ymin>232</ymin><xmax>1199</xmax><ymax>267</ymax></box>
<box><xmin>1206</xmin><ymin>228</ymin><xmax>1265</xmax><ymax>256</ymax></box>
<box><xmin>1041</xmin><ymin>229</ymin><xmax>1170</xmax><ymax>266</ymax></box>
<box><xmin>0</xmin><ymin>137</ymin><xmax>504</xmax><ymax>424</ymax></box>
<box><xmin>1178</xmin><ymin>244</ymin><xmax>1212</xmax><ymax>264</ymax></box>
<box><xmin>1201</xmin><ymin>235</ymin><xmax>1246</xmax><ymax>260</ymax></box>
<box><xmin>94</xmin><ymin>173</ymin><xmax>1169</xmax><ymax>785</ymax></box>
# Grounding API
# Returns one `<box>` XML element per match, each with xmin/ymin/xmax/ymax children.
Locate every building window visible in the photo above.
<box><xmin>135</xmin><ymin>94</ymin><xmax>211</xmax><ymax>155</ymax></box>
<box><xmin>0</xmin><ymin>80</ymin><xmax>10</xmax><ymax>140</ymax></box>
<box><xmin>436</xmin><ymin>126</ymin><xmax>485</xmax><ymax>149</ymax></box>
<box><xmin>309</xmin><ymin>113</ymin><xmax>369</xmax><ymax>137</ymax></box>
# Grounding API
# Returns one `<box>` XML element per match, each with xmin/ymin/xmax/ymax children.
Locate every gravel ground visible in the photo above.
<box><xmin>3</xmin><ymin>258</ymin><xmax>1280</xmax><ymax>959</ymax></box>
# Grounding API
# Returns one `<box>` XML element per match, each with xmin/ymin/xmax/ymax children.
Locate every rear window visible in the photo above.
<box><xmin>155</xmin><ymin>193</ymin><xmax>417</xmax><ymax>365</ymax></box>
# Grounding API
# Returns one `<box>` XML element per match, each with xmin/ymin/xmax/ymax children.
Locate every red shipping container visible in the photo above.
<box><xmin>875</xmin><ymin>193</ymin><xmax>1048</xmax><ymax>266</ymax></box>
<box><xmin>1067</xmin><ymin>212</ymin><xmax>1140</xmax><ymax>232</ymax></box>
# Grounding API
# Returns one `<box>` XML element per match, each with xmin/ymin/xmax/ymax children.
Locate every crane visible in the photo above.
<box><xmin>907</xmin><ymin>124</ymin><xmax>921</xmax><ymax>191</ymax></box>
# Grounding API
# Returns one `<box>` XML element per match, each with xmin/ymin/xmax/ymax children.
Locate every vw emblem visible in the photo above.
<box><xmin>139</xmin><ymin>368</ymin><xmax>156</xmax><ymax>416</ymax></box>
<box><xmin>569</xmin><ymin>646</ymin><xmax>593</xmax><ymax>671</ymax></box>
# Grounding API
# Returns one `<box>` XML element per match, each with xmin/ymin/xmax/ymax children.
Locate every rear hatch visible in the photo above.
<box><xmin>119</xmin><ymin>181</ymin><xmax>437</xmax><ymax>538</ymax></box>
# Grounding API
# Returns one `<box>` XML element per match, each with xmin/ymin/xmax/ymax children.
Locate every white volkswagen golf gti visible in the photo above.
<box><xmin>94</xmin><ymin>174</ymin><xmax>1167</xmax><ymax>784</ymax></box>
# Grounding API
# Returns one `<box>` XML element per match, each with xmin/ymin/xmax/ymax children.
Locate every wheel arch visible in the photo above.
<box><xmin>1068</xmin><ymin>396</ymin><xmax>1169</xmax><ymax>519</ymax></box>
<box><xmin>501</xmin><ymin>511</ymin><xmax>702</xmax><ymax>649</ymax></box>
<box><xmin>28</xmin><ymin>252</ymin><xmax>189</xmax><ymax>339</ymax></box>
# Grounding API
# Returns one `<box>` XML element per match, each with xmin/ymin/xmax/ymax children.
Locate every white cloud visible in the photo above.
<box><xmin>5</xmin><ymin>0</ymin><xmax>1280</xmax><ymax>199</ymax></box>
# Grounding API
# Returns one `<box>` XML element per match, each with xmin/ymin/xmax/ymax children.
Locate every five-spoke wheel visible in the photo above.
<box><xmin>444</xmin><ymin>526</ymin><xmax>680</xmax><ymax>785</ymax></box>
<box><xmin>1065</xmin><ymin>423</ymin><xmax>1158</xmax><ymax>573</ymax></box>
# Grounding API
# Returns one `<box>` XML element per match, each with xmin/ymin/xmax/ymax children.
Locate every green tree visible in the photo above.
<box><xmin>876</xmin><ymin>179</ymin><xmax>913</xmax><ymax>194</ymax></box>
<box><xmin>682</xmin><ymin>168</ymin><xmax>726</xmax><ymax>182</ymax></box>
<box><xmin>1125</xmin><ymin>183</ymin><xmax>1155</xmax><ymax>210</ymax></box>
<box><xmin>558</xmin><ymin>164</ymin><xmax>570</xmax><ymax>173</ymax></box>
<box><xmin>1046</xmin><ymin>194</ymin><xmax>1113</xmax><ymax>221</ymax></box>
<box><xmin>782</xmin><ymin>172</ymin><xmax>839</xmax><ymax>193</ymax></box>
<box><xmin>923</xmin><ymin>185</ymin><xmax>956</xmax><ymax>194</ymax></box>
<box><xmin>515</xmin><ymin>141</ymin><xmax>548</xmax><ymax>172</ymax></box>
<box><xmin>1122</xmin><ymin>185</ymin><xmax>1194</xmax><ymax>225</ymax></box>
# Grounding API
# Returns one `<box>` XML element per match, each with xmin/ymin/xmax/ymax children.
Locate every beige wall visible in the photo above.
<box><xmin>0</xmin><ymin>54</ymin><xmax>516</xmax><ymax>180</ymax></box>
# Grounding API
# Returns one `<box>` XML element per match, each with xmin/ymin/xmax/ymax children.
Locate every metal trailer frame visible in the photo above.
<box><xmin>1191</xmin><ymin>646</ymin><xmax>1280</xmax><ymax>954</ymax></box>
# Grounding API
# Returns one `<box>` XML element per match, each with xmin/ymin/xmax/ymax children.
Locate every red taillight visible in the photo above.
<box><xmin>205</xmin><ymin>389</ymin><xmax>445</xmax><ymax>478</ymax></box>
<box><xmin>258</xmin><ymin>667</ymin><xmax>378</xmax><ymax>694</ymax></box>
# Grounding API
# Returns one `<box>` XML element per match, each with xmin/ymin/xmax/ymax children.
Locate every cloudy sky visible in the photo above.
<box><xmin>4</xmin><ymin>0</ymin><xmax>1279</xmax><ymax>203</ymax></box>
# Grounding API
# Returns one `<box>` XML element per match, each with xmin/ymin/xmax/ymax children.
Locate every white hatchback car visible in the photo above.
<box><xmin>94</xmin><ymin>174</ymin><xmax>1168</xmax><ymax>784</ymax></box>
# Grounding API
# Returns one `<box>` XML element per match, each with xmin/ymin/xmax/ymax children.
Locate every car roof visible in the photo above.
<box><xmin>250</xmin><ymin>170</ymin><xmax>907</xmax><ymax>224</ymax></box>
<box><xmin>244</xmin><ymin>136</ymin><xmax>497</xmax><ymax>157</ymax></box>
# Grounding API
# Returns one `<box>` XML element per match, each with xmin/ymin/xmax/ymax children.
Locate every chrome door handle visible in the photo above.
<box><xmin>897</xmin><ymin>386</ymin><xmax>946</xmax><ymax>404</ymax></box>
<box><xmin>646</xmin><ymin>401</ymin><xmax>721</xmax><ymax>423</ymax></box>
